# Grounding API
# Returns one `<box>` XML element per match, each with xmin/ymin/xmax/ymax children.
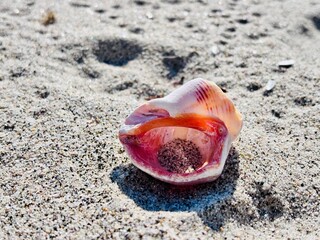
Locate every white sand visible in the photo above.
<box><xmin>0</xmin><ymin>0</ymin><xmax>319</xmax><ymax>239</ymax></box>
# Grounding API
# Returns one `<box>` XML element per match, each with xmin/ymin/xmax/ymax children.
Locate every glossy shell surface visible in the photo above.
<box><xmin>119</xmin><ymin>78</ymin><xmax>243</xmax><ymax>185</ymax></box>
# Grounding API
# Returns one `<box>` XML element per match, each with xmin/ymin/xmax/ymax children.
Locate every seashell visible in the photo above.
<box><xmin>119</xmin><ymin>78</ymin><xmax>243</xmax><ymax>185</ymax></box>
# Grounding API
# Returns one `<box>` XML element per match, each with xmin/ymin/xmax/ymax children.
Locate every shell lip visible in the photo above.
<box><xmin>119</xmin><ymin>113</ymin><xmax>230</xmax><ymax>184</ymax></box>
<box><xmin>119</xmin><ymin>113</ymin><xmax>227</xmax><ymax>137</ymax></box>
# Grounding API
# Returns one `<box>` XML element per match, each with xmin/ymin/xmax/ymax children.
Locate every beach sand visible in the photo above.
<box><xmin>0</xmin><ymin>0</ymin><xmax>319</xmax><ymax>239</ymax></box>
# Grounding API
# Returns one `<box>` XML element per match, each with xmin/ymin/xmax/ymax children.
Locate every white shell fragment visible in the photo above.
<box><xmin>265</xmin><ymin>80</ymin><xmax>276</xmax><ymax>91</ymax></box>
<box><xmin>278</xmin><ymin>59</ymin><xmax>294</xmax><ymax>68</ymax></box>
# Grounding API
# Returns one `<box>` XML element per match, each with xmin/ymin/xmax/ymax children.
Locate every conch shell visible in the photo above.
<box><xmin>119</xmin><ymin>78</ymin><xmax>243</xmax><ymax>185</ymax></box>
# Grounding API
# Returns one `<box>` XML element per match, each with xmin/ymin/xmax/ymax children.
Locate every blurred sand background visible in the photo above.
<box><xmin>0</xmin><ymin>0</ymin><xmax>319</xmax><ymax>239</ymax></box>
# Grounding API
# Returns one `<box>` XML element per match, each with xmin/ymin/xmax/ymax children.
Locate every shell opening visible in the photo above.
<box><xmin>150</xmin><ymin>127</ymin><xmax>214</xmax><ymax>174</ymax></box>
<box><xmin>121</xmin><ymin>125</ymin><xmax>225</xmax><ymax>175</ymax></box>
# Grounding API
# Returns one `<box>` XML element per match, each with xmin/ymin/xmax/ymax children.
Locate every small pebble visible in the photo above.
<box><xmin>236</xmin><ymin>18</ymin><xmax>248</xmax><ymax>24</ymax></box>
<box><xmin>265</xmin><ymin>80</ymin><xmax>276</xmax><ymax>91</ymax></box>
<box><xmin>211</xmin><ymin>46</ymin><xmax>220</xmax><ymax>56</ymax></box>
<box><xmin>41</xmin><ymin>11</ymin><xmax>56</xmax><ymax>26</ymax></box>
<box><xmin>146</xmin><ymin>12</ymin><xmax>153</xmax><ymax>19</ymax></box>
<box><xmin>278</xmin><ymin>59</ymin><xmax>294</xmax><ymax>68</ymax></box>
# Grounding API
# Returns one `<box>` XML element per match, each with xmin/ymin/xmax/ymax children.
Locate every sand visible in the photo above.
<box><xmin>0</xmin><ymin>0</ymin><xmax>319</xmax><ymax>239</ymax></box>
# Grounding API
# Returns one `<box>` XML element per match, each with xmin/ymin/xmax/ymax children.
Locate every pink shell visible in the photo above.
<box><xmin>119</xmin><ymin>78</ymin><xmax>243</xmax><ymax>185</ymax></box>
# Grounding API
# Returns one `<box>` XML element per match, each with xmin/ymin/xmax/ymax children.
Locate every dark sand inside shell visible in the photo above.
<box><xmin>157</xmin><ymin>139</ymin><xmax>203</xmax><ymax>174</ymax></box>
